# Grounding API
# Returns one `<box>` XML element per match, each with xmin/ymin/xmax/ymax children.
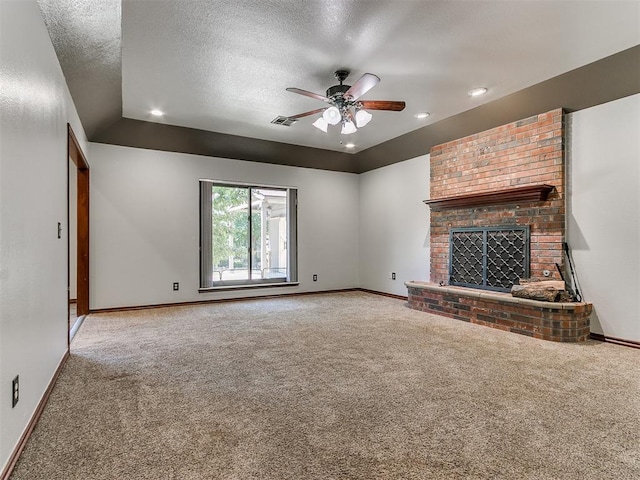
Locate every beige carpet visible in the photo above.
<box><xmin>10</xmin><ymin>291</ymin><xmax>640</xmax><ymax>479</ymax></box>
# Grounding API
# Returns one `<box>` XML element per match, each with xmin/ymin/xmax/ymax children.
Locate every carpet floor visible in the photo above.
<box><xmin>10</xmin><ymin>291</ymin><xmax>640</xmax><ymax>479</ymax></box>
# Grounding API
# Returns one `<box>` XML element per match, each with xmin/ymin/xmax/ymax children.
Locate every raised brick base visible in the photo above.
<box><xmin>406</xmin><ymin>281</ymin><xmax>591</xmax><ymax>342</ymax></box>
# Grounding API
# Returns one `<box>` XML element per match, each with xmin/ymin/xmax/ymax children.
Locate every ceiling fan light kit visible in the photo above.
<box><xmin>323</xmin><ymin>106</ymin><xmax>342</xmax><ymax>125</ymax></box>
<box><xmin>312</xmin><ymin>117</ymin><xmax>328</xmax><ymax>132</ymax></box>
<box><xmin>284</xmin><ymin>70</ymin><xmax>406</xmax><ymax>135</ymax></box>
<box><xmin>341</xmin><ymin>120</ymin><xmax>357</xmax><ymax>135</ymax></box>
<box><xmin>355</xmin><ymin>108</ymin><xmax>372</xmax><ymax>127</ymax></box>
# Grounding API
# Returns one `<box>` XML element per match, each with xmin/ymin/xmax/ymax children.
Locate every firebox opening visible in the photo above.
<box><xmin>449</xmin><ymin>226</ymin><xmax>530</xmax><ymax>292</ymax></box>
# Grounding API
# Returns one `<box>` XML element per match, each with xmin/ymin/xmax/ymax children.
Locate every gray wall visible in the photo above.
<box><xmin>88</xmin><ymin>143</ymin><xmax>360</xmax><ymax>309</ymax></box>
<box><xmin>0</xmin><ymin>0</ymin><xmax>88</xmax><ymax>471</ymax></box>
<box><xmin>567</xmin><ymin>94</ymin><xmax>640</xmax><ymax>342</ymax></box>
<box><xmin>358</xmin><ymin>155</ymin><xmax>430</xmax><ymax>295</ymax></box>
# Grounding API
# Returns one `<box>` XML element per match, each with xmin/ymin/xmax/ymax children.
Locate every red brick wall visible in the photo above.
<box><xmin>429</xmin><ymin>109</ymin><xmax>565</xmax><ymax>285</ymax></box>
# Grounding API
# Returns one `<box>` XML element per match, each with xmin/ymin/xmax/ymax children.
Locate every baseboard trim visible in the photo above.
<box><xmin>89</xmin><ymin>288</ymin><xmax>365</xmax><ymax>314</ymax></box>
<box><xmin>358</xmin><ymin>288</ymin><xmax>408</xmax><ymax>301</ymax></box>
<box><xmin>69</xmin><ymin>314</ymin><xmax>86</xmax><ymax>342</ymax></box>
<box><xmin>1</xmin><ymin>350</ymin><xmax>70</xmax><ymax>480</ymax></box>
<box><xmin>590</xmin><ymin>333</ymin><xmax>640</xmax><ymax>349</ymax></box>
<box><xmin>89</xmin><ymin>288</ymin><xmax>410</xmax><ymax>314</ymax></box>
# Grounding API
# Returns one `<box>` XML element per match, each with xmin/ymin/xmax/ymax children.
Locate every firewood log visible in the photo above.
<box><xmin>558</xmin><ymin>291</ymin><xmax>576</xmax><ymax>303</ymax></box>
<box><xmin>517</xmin><ymin>279</ymin><xmax>565</xmax><ymax>290</ymax></box>
<box><xmin>511</xmin><ymin>285</ymin><xmax>561</xmax><ymax>302</ymax></box>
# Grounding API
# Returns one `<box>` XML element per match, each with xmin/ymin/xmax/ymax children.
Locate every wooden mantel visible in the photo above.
<box><xmin>423</xmin><ymin>184</ymin><xmax>555</xmax><ymax>211</ymax></box>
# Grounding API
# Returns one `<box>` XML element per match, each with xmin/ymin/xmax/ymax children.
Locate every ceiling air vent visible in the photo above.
<box><xmin>271</xmin><ymin>116</ymin><xmax>298</xmax><ymax>127</ymax></box>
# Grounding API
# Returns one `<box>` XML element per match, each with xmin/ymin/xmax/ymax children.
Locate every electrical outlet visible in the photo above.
<box><xmin>313</xmin><ymin>274</ymin><xmax>318</xmax><ymax>282</ymax></box>
<box><xmin>173</xmin><ymin>282</ymin><xmax>179</xmax><ymax>291</ymax></box>
<box><xmin>12</xmin><ymin>375</ymin><xmax>19</xmax><ymax>408</ymax></box>
<box><xmin>392</xmin><ymin>272</ymin><xmax>396</xmax><ymax>280</ymax></box>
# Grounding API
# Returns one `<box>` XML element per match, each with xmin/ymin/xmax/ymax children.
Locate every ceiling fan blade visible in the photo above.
<box><xmin>286</xmin><ymin>87</ymin><xmax>330</xmax><ymax>103</ymax></box>
<box><xmin>288</xmin><ymin>108</ymin><xmax>326</xmax><ymax>119</ymax></box>
<box><xmin>359</xmin><ymin>100</ymin><xmax>406</xmax><ymax>111</ymax></box>
<box><xmin>344</xmin><ymin>73</ymin><xmax>380</xmax><ymax>100</ymax></box>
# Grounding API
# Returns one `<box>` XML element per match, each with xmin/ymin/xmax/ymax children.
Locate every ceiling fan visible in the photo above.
<box><xmin>283</xmin><ymin>70</ymin><xmax>406</xmax><ymax>134</ymax></box>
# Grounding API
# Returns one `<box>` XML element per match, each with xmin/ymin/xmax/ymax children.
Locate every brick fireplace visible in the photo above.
<box><xmin>430</xmin><ymin>108</ymin><xmax>565</xmax><ymax>282</ymax></box>
<box><xmin>407</xmin><ymin>108</ymin><xmax>591</xmax><ymax>342</ymax></box>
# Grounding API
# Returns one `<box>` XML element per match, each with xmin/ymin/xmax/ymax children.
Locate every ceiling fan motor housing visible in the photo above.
<box><xmin>327</xmin><ymin>69</ymin><xmax>352</xmax><ymax>103</ymax></box>
<box><xmin>326</xmin><ymin>84</ymin><xmax>351</xmax><ymax>100</ymax></box>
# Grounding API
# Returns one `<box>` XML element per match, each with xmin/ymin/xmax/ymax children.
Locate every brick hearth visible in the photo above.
<box><xmin>406</xmin><ymin>282</ymin><xmax>591</xmax><ymax>342</ymax></box>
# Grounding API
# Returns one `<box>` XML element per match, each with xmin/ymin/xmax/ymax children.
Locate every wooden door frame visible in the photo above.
<box><xmin>67</xmin><ymin>124</ymin><xmax>89</xmax><ymax>340</ymax></box>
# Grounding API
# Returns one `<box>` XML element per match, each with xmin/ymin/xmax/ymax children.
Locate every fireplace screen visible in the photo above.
<box><xmin>449</xmin><ymin>226</ymin><xmax>529</xmax><ymax>292</ymax></box>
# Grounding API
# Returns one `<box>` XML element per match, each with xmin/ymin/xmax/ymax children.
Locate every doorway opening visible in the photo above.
<box><xmin>67</xmin><ymin>124</ymin><xmax>89</xmax><ymax>344</ymax></box>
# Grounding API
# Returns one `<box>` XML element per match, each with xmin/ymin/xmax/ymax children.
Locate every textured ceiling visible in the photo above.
<box><xmin>120</xmin><ymin>0</ymin><xmax>640</xmax><ymax>153</ymax></box>
<box><xmin>38</xmin><ymin>0</ymin><xmax>122</xmax><ymax>137</ymax></box>
<box><xmin>38</xmin><ymin>0</ymin><xmax>640</xmax><ymax>171</ymax></box>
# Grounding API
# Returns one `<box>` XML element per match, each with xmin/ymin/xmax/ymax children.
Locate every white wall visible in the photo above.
<box><xmin>567</xmin><ymin>94</ymin><xmax>640</xmax><ymax>342</ymax></box>
<box><xmin>0</xmin><ymin>0</ymin><xmax>88</xmax><ymax>473</ymax></box>
<box><xmin>358</xmin><ymin>155</ymin><xmax>431</xmax><ymax>296</ymax></box>
<box><xmin>88</xmin><ymin>143</ymin><xmax>360</xmax><ymax>309</ymax></box>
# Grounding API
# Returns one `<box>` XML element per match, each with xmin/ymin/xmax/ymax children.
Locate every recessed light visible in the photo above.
<box><xmin>468</xmin><ymin>87</ymin><xmax>488</xmax><ymax>97</ymax></box>
<box><xmin>150</xmin><ymin>109</ymin><xmax>164</xmax><ymax>116</ymax></box>
<box><xmin>345</xmin><ymin>143</ymin><xmax>355</xmax><ymax>149</ymax></box>
<box><xmin>414</xmin><ymin>112</ymin><xmax>430</xmax><ymax>119</ymax></box>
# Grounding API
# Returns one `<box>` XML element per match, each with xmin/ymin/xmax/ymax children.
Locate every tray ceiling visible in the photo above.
<box><xmin>38</xmin><ymin>0</ymin><xmax>640</xmax><ymax>172</ymax></box>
